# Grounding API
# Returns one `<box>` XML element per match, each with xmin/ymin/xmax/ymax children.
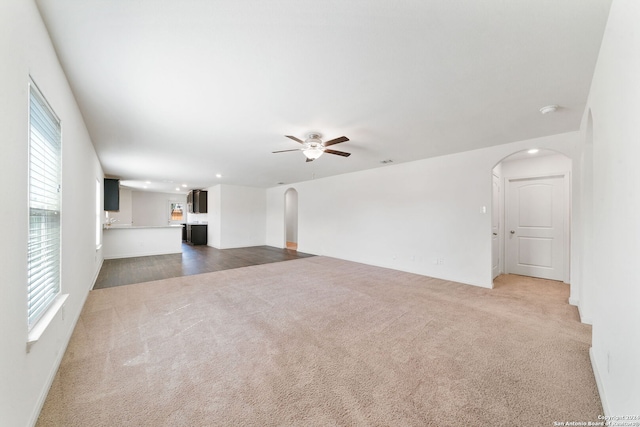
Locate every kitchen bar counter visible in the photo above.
<box><xmin>103</xmin><ymin>224</ymin><xmax>183</xmax><ymax>259</ymax></box>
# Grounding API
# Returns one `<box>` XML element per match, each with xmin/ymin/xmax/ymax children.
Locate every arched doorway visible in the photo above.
<box><xmin>284</xmin><ymin>188</ymin><xmax>298</xmax><ymax>250</ymax></box>
<box><xmin>492</xmin><ymin>149</ymin><xmax>572</xmax><ymax>283</ymax></box>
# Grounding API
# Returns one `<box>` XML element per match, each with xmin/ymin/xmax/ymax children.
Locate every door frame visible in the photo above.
<box><xmin>502</xmin><ymin>171</ymin><xmax>571</xmax><ymax>283</ymax></box>
<box><xmin>492</xmin><ymin>173</ymin><xmax>502</xmax><ymax>279</ymax></box>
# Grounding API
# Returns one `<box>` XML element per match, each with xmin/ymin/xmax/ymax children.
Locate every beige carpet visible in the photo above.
<box><xmin>37</xmin><ymin>257</ymin><xmax>602</xmax><ymax>426</ymax></box>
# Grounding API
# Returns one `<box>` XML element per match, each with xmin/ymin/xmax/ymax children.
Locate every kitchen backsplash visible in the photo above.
<box><xmin>186</xmin><ymin>212</ymin><xmax>208</xmax><ymax>224</ymax></box>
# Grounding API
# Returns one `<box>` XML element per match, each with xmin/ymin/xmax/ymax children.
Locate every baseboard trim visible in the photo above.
<box><xmin>575</xmin><ymin>302</ymin><xmax>593</xmax><ymax>325</ymax></box>
<box><xmin>567</xmin><ymin>295</ymin><xmax>595</xmax><ymax>325</ymax></box>
<box><xmin>590</xmin><ymin>347</ymin><xmax>610</xmax><ymax>417</ymax></box>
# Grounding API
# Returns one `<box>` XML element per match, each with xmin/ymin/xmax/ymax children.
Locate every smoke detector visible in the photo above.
<box><xmin>539</xmin><ymin>105</ymin><xmax>559</xmax><ymax>114</ymax></box>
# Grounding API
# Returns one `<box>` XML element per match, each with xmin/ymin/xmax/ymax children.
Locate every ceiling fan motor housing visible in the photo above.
<box><xmin>306</xmin><ymin>133</ymin><xmax>323</xmax><ymax>147</ymax></box>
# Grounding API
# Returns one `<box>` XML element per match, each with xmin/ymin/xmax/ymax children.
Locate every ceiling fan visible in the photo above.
<box><xmin>272</xmin><ymin>133</ymin><xmax>351</xmax><ymax>162</ymax></box>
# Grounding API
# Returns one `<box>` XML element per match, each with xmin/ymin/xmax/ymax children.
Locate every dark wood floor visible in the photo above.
<box><xmin>94</xmin><ymin>244</ymin><xmax>315</xmax><ymax>289</ymax></box>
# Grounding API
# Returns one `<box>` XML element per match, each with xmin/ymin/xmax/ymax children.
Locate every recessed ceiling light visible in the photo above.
<box><xmin>216</xmin><ymin>174</ymin><xmax>222</xmax><ymax>178</ymax></box>
<box><xmin>182</xmin><ymin>184</ymin><xmax>187</xmax><ymax>188</ymax></box>
<box><xmin>143</xmin><ymin>186</ymin><xmax>148</xmax><ymax>189</ymax></box>
<box><xmin>175</xmin><ymin>187</ymin><xmax>180</xmax><ymax>191</ymax></box>
<box><xmin>539</xmin><ymin>105</ymin><xmax>559</xmax><ymax>114</ymax></box>
<box><xmin>145</xmin><ymin>181</ymin><xmax>151</xmax><ymax>184</ymax></box>
<box><xmin>528</xmin><ymin>149</ymin><xmax>539</xmax><ymax>154</ymax></box>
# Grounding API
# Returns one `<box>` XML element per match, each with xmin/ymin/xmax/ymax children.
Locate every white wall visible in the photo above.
<box><xmin>501</xmin><ymin>152</ymin><xmax>572</xmax><ymax>178</ymax></box>
<box><xmin>131</xmin><ymin>190</ymin><xmax>187</xmax><ymax>226</ymax></box>
<box><xmin>107</xmin><ymin>187</ymin><xmax>132</xmax><ymax>225</ymax></box>
<box><xmin>267</xmin><ymin>133</ymin><xmax>576</xmax><ymax>288</ymax></box>
<box><xmin>0</xmin><ymin>1</ymin><xmax>104</xmax><ymax>425</ymax></box>
<box><xmin>572</xmin><ymin>112</ymin><xmax>596</xmax><ymax>325</ymax></box>
<box><xmin>220</xmin><ymin>184</ymin><xmax>266</xmax><ymax>249</ymax></box>
<box><xmin>578</xmin><ymin>0</ymin><xmax>640</xmax><ymax>415</ymax></box>
<box><xmin>207</xmin><ymin>185</ymin><xmax>222</xmax><ymax>248</ymax></box>
<box><xmin>208</xmin><ymin>184</ymin><xmax>266</xmax><ymax>249</ymax></box>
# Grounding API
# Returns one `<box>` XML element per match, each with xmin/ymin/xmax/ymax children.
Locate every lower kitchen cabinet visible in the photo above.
<box><xmin>187</xmin><ymin>224</ymin><xmax>207</xmax><ymax>245</ymax></box>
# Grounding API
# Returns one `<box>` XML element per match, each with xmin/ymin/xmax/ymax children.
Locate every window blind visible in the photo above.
<box><xmin>28</xmin><ymin>82</ymin><xmax>61</xmax><ymax>328</ymax></box>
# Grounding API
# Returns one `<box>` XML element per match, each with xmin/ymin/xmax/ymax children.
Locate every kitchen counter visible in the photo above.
<box><xmin>102</xmin><ymin>224</ymin><xmax>183</xmax><ymax>259</ymax></box>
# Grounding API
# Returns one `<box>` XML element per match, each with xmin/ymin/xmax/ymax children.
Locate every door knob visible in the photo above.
<box><xmin>510</xmin><ymin>230</ymin><xmax>515</xmax><ymax>234</ymax></box>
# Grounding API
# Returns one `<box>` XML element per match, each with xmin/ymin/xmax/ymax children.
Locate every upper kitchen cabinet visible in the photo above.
<box><xmin>104</xmin><ymin>178</ymin><xmax>120</xmax><ymax>211</ymax></box>
<box><xmin>187</xmin><ymin>190</ymin><xmax>207</xmax><ymax>213</ymax></box>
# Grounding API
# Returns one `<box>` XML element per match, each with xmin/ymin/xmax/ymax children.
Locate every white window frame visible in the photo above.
<box><xmin>169</xmin><ymin>201</ymin><xmax>185</xmax><ymax>223</ymax></box>
<box><xmin>27</xmin><ymin>79</ymin><xmax>67</xmax><ymax>344</ymax></box>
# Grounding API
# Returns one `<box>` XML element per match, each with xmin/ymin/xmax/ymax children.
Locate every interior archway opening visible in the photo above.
<box><xmin>491</xmin><ymin>149</ymin><xmax>572</xmax><ymax>285</ymax></box>
<box><xmin>284</xmin><ymin>188</ymin><xmax>299</xmax><ymax>250</ymax></box>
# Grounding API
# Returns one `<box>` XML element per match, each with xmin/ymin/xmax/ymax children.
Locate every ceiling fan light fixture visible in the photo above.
<box><xmin>303</xmin><ymin>147</ymin><xmax>324</xmax><ymax>160</ymax></box>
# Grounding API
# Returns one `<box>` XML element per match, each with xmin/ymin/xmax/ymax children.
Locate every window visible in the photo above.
<box><xmin>28</xmin><ymin>80</ymin><xmax>62</xmax><ymax>329</ymax></box>
<box><xmin>170</xmin><ymin>202</ymin><xmax>184</xmax><ymax>221</ymax></box>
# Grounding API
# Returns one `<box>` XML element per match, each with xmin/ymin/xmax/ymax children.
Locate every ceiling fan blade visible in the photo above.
<box><xmin>272</xmin><ymin>149</ymin><xmax>303</xmax><ymax>153</ymax></box>
<box><xmin>323</xmin><ymin>136</ymin><xmax>349</xmax><ymax>147</ymax></box>
<box><xmin>324</xmin><ymin>149</ymin><xmax>351</xmax><ymax>157</ymax></box>
<box><xmin>285</xmin><ymin>135</ymin><xmax>305</xmax><ymax>144</ymax></box>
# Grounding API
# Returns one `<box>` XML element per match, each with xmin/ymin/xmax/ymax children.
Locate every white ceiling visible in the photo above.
<box><xmin>36</xmin><ymin>0</ymin><xmax>612</xmax><ymax>193</ymax></box>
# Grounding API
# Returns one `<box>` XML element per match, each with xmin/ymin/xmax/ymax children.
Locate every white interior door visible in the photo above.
<box><xmin>492</xmin><ymin>174</ymin><xmax>500</xmax><ymax>279</ymax></box>
<box><xmin>506</xmin><ymin>175</ymin><xmax>566</xmax><ymax>281</ymax></box>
